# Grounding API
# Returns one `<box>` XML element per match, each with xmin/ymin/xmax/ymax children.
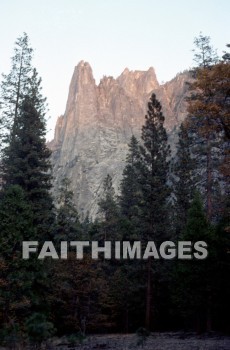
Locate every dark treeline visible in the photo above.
<box><xmin>0</xmin><ymin>33</ymin><xmax>229</xmax><ymax>347</ymax></box>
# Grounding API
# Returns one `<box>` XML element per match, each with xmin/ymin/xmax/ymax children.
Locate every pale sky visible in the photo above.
<box><xmin>0</xmin><ymin>0</ymin><xmax>229</xmax><ymax>140</ymax></box>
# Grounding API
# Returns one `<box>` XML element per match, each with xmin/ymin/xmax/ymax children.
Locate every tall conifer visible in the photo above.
<box><xmin>0</xmin><ymin>33</ymin><xmax>35</xmax><ymax>151</ymax></box>
<box><xmin>174</xmin><ymin>122</ymin><xmax>196</xmax><ymax>235</ymax></box>
<box><xmin>139</xmin><ymin>93</ymin><xmax>171</xmax><ymax>330</ymax></box>
<box><xmin>1</xmin><ymin>96</ymin><xmax>54</xmax><ymax>238</ymax></box>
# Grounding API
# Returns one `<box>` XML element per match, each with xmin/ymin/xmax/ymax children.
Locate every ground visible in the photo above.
<box><xmin>47</xmin><ymin>332</ymin><xmax>230</xmax><ymax>350</ymax></box>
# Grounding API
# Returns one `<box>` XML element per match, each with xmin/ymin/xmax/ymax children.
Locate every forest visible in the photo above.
<box><xmin>0</xmin><ymin>33</ymin><xmax>229</xmax><ymax>348</ymax></box>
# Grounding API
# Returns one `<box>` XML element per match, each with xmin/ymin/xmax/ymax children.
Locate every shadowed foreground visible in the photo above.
<box><xmin>19</xmin><ymin>332</ymin><xmax>230</xmax><ymax>350</ymax></box>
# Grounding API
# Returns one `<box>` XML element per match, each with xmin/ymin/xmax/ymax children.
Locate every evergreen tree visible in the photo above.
<box><xmin>187</xmin><ymin>35</ymin><xmax>230</xmax><ymax>221</ymax></box>
<box><xmin>0</xmin><ymin>185</ymin><xmax>35</xmax><ymax>342</ymax></box>
<box><xmin>189</xmin><ymin>38</ymin><xmax>230</xmax><ymax>140</ymax></box>
<box><xmin>0</xmin><ymin>34</ymin><xmax>54</xmax><ymax>345</ymax></box>
<box><xmin>140</xmin><ymin>93</ymin><xmax>171</xmax><ymax>240</ymax></box>
<box><xmin>117</xmin><ymin>136</ymin><xmax>147</xmax><ymax>331</ymax></box>
<box><xmin>25</xmin><ymin>313</ymin><xmax>55</xmax><ymax>348</ymax></box>
<box><xmin>108</xmin><ymin>262</ymin><xmax>146</xmax><ymax>332</ymax></box>
<box><xmin>50</xmin><ymin>252</ymin><xmax>112</xmax><ymax>335</ymax></box>
<box><xmin>174</xmin><ymin>122</ymin><xmax>196</xmax><ymax>235</ymax></box>
<box><xmin>0</xmin><ymin>32</ymin><xmax>53</xmax><ymax>236</ymax></box>
<box><xmin>222</xmin><ymin>43</ymin><xmax>230</xmax><ymax>62</ymax></box>
<box><xmin>139</xmin><ymin>93</ymin><xmax>171</xmax><ymax>330</ymax></box>
<box><xmin>192</xmin><ymin>33</ymin><xmax>218</xmax><ymax>68</ymax></box>
<box><xmin>0</xmin><ymin>33</ymin><xmax>42</xmax><ymax>152</ymax></box>
<box><xmin>28</xmin><ymin>67</ymin><xmax>47</xmax><ymax>117</ymax></box>
<box><xmin>1</xmin><ymin>95</ymin><xmax>54</xmax><ymax>238</ymax></box>
<box><xmin>98</xmin><ymin>174</ymin><xmax>120</xmax><ymax>241</ymax></box>
<box><xmin>55</xmin><ymin>178</ymin><xmax>81</xmax><ymax>242</ymax></box>
<box><xmin>120</xmin><ymin>135</ymin><xmax>144</xmax><ymax>238</ymax></box>
<box><xmin>173</xmin><ymin>193</ymin><xmax>215</xmax><ymax>332</ymax></box>
<box><xmin>213</xmin><ymin>201</ymin><xmax>230</xmax><ymax>332</ymax></box>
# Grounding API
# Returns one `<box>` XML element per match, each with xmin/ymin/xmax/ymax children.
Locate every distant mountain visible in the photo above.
<box><xmin>48</xmin><ymin>61</ymin><xmax>190</xmax><ymax>219</ymax></box>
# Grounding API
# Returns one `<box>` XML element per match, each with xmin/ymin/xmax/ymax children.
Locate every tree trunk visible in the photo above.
<box><xmin>125</xmin><ymin>307</ymin><xmax>129</xmax><ymax>333</ymax></box>
<box><xmin>196</xmin><ymin>312</ymin><xmax>202</xmax><ymax>334</ymax></box>
<box><xmin>145</xmin><ymin>257</ymin><xmax>152</xmax><ymax>330</ymax></box>
<box><xmin>206</xmin><ymin>293</ymin><xmax>212</xmax><ymax>332</ymax></box>
<box><xmin>206</xmin><ymin>138</ymin><xmax>212</xmax><ymax>221</ymax></box>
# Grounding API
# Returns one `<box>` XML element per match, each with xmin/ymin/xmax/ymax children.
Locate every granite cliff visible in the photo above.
<box><xmin>49</xmin><ymin>61</ymin><xmax>190</xmax><ymax>219</ymax></box>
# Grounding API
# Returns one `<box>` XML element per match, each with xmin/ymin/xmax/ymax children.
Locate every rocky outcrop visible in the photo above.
<box><xmin>49</xmin><ymin>61</ymin><xmax>190</xmax><ymax>219</ymax></box>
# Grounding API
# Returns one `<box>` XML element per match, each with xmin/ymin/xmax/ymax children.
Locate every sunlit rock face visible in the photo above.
<box><xmin>49</xmin><ymin>61</ymin><xmax>190</xmax><ymax>219</ymax></box>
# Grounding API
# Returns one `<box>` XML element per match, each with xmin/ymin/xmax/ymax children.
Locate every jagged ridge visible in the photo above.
<box><xmin>49</xmin><ymin>61</ymin><xmax>190</xmax><ymax>219</ymax></box>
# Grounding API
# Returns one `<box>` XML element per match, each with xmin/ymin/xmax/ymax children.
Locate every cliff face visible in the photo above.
<box><xmin>49</xmin><ymin>61</ymin><xmax>190</xmax><ymax>219</ymax></box>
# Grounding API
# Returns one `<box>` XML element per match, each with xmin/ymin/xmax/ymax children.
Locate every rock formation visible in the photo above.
<box><xmin>49</xmin><ymin>61</ymin><xmax>190</xmax><ymax>219</ymax></box>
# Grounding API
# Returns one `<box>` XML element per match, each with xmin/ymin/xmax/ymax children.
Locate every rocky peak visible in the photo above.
<box><xmin>50</xmin><ymin>62</ymin><xmax>190</xmax><ymax>219</ymax></box>
<box><xmin>117</xmin><ymin>66</ymin><xmax>159</xmax><ymax>97</ymax></box>
<box><xmin>65</xmin><ymin>61</ymin><xmax>96</xmax><ymax>115</ymax></box>
<box><xmin>98</xmin><ymin>75</ymin><xmax>118</xmax><ymax>95</ymax></box>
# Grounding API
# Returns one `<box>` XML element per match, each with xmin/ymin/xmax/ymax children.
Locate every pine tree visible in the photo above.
<box><xmin>189</xmin><ymin>39</ymin><xmax>230</xmax><ymax>139</ymax></box>
<box><xmin>173</xmin><ymin>193</ymin><xmax>214</xmax><ymax>332</ymax></box>
<box><xmin>0</xmin><ymin>33</ymin><xmax>52</xmax><ymax>236</ymax></box>
<box><xmin>0</xmin><ymin>100</ymin><xmax>55</xmax><ymax>341</ymax></box>
<box><xmin>174</xmin><ymin>122</ymin><xmax>196</xmax><ymax>235</ymax></box>
<box><xmin>187</xmin><ymin>35</ymin><xmax>230</xmax><ymax>221</ymax></box>
<box><xmin>25</xmin><ymin>313</ymin><xmax>55</xmax><ymax>347</ymax></box>
<box><xmin>0</xmin><ymin>34</ymin><xmax>54</xmax><ymax>345</ymax></box>
<box><xmin>98</xmin><ymin>174</ymin><xmax>120</xmax><ymax>241</ymax></box>
<box><xmin>213</xmin><ymin>201</ymin><xmax>230</xmax><ymax>331</ymax></box>
<box><xmin>192</xmin><ymin>33</ymin><xmax>218</xmax><ymax>68</ymax></box>
<box><xmin>140</xmin><ymin>93</ymin><xmax>171</xmax><ymax>239</ymax></box>
<box><xmin>103</xmin><ymin>136</ymin><xmax>146</xmax><ymax>332</ymax></box>
<box><xmin>108</xmin><ymin>262</ymin><xmax>146</xmax><ymax>332</ymax></box>
<box><xmin>0</xmin><ymin>33</ymin><xmax>36</xmax><ymax>152</ymax></box>
<box><xmin>28</xmin><ymin>67</ymin><xmax>47</xmax><ymax>118</ymax></box>
<box><xmin>55</xmin><ymin>178</ymin><xmax>82</xmax><ymax>242</ymax></box>
<box><xmin>50</xmin><ymin>253</ymin><xmax>112</xmax><ymax>334</ymax></box>
<box><xmin>120</xmin><ymin>135</ymin><xmax>144</xmax><ymax>238</ymax></box>
<box><xmin>222</xmin><ymin>43</ymin><xmax>230</xmax><ymax>62</ymax></box>
<box><xmin>139</xmin><ymin>93</ymin><xmax>171</xmax><ymax>330</ymax></box>
<box><xmin>1</xmin><ymin>96</ymin><xmax>54</xmax><ymax>238</ymax></box>
<box><xmin>0</xmin><ymin>185</ymin><xmax>35</xmax><ymax>341</ymax></box>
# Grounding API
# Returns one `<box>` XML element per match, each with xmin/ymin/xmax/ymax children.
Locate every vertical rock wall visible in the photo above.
<box><xmin>49</xmin><ymin>61</ymin><xmax>190</xmax><ymax>219</ymax></box>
